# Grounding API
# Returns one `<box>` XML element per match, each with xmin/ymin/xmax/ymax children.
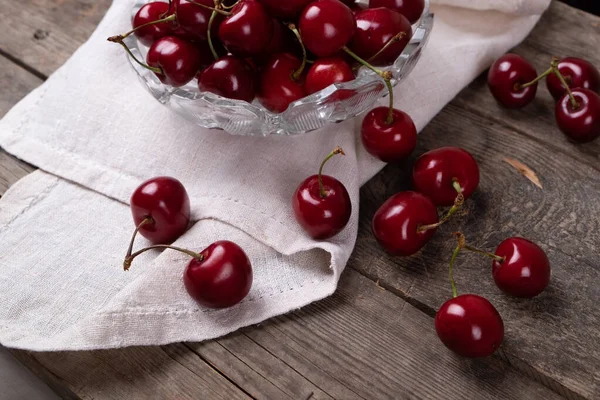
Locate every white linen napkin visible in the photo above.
<box><xmin>0</xmin><ymin>0</ymin><xmax>550</xmax><ymax>350</ymax></box>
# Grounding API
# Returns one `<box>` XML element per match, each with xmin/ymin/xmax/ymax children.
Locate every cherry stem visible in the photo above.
<box><xmin>417</xmin><ymin>180</ymin><xmax>465</xmax><ymax>233</ymax></box>
<box><xmin>124</xmin><ymin>245</ymin><xmax>204</xmax><ymax>271</ymax></box>
<box><xmin>222</xmin><ymin>0</ymin><xmax>238</xmax><ymax>10</ymax></box>
<box><xmin>107</xmin><ymin>14</ymin><xmax>176</xmax><ymax>42</ymax></box>
<box><xmin>453</xmin><ymin>232</ymin><xmax>505</xmax><ymax>263</ymax></box>
<box><xmin>518</xmin><ymin>66</ymin><xmax>553</xmax><ymax>89</ymax></box>
<box><xmin>549</xmin><ymin>56</ymin><xmax>579</xmax><ymax>109</ymax></box>
<box><xmin>124</xmin><ymin>216</ymin><xmax>154</xmax><ymax>262</ymax></box>
<box><xmin>448</xmin><ymin>245</ymin><xmax>461</xmax><ymax>298</ymax></box>
<box><xmin>318</xmin><ymin>146</ymin><xmax>345</xmax><ymax>198</ymax></box>
<box><xmin>109</xmin><ymin>39</ymin><xmax>163</xmax><ymax>75</ymax></box>
<box><xmin>207</xmin><ymin>9</ymin><xmax>219</xmax><ymax>60</ymax></box>
<box><xmin>343</xmin><ymin>46</ymin><xmax>395</xmax><ymax>125</ymax></box>
<box><xmin>187</xmin><ymin>0</ymin><xmax>230</xmax><ymax>15</ymax></box>
<box><xmin>287</xmin><ymin>24</ymin><xmax>307</xmax><ymax>81</ymax></box>
<box><xmin>366</xmin><ymin>31</ymin><xmax>407</xmax><ymax>64</ymax></box>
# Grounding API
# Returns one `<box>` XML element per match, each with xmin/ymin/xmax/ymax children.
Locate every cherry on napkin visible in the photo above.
<box><xmin>0</xmin><ymin>0</ymin><xmax>549</xmax><ymax>350</ymax></box>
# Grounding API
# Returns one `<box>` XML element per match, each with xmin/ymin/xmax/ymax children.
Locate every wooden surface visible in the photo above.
<box><xmin>1</xmin><ymin>1</ymin><xmax>599</xmax><ymax>399</ymax></box>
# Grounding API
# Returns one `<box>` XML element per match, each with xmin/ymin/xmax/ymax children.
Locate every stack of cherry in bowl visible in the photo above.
<box><xmin>108</xmin><ymin>0</ymin><xmax>431</xmax><ymax>134</ymax></box>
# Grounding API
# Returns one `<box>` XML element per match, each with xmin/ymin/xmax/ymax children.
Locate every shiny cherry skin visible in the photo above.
<box><xmin>258</xmin><ymin>0</ymin><xmax>313</xmax><ymax>19</ymax></box>
<box><xmin>305</xmin><ymin>57</ymin><xmax>355</xmax><ymax>95</ymax></box>
<box><xmin>493</xmin><ymin>237</ymin><xmax>550</xmax><ymax>298</ymax></box>
<box><xmin>412</xmin><ymin>147</ymin><xmax>480</xmax><ymax>207</ymax></box>
<box><xmin>254</xmin><ymin>19</ymin><xmax>294</xmax><ymax>65</ymax></box>
<box><xmin>218</xmin><ymin>0</ymin><xmax>273</xmax><ymax>57</ymax></box>
<box><xmin>546</xmin><ymin>57</ymin><xmax>600</xmax><ymax>101</ymax></box>
<box><xmin>173</xmin><ymin>0</ymin><xmax>220</xmax><ymax>42</ymax></box>
<box><xmin>293</xmin><ymin>175</ymin><xmax>352</xmax><ymax>240</ymax></box>
<box><xmin>372</xmin><ymin>191</ymin><xmax>438</xmax><ymax>256</ymax></box>
<box><xmin>299</xmin><ymin>0</ymin><xmax>356</xmax><ymax>58</ymax></box>
<box><xmin>132</xmin><ymin>2</ymin><xmax>175</xmax><ymax>47</ymax></box>
<box><xmin>487</xmin><ymin>54</ymin><xmax>538</xmax><ymax>108</ymax></box>
<box><xmin>257</xmin><ymin>53</ymin><xmax>306</xmax><ymax>113</ymax></box>
<box><xmin>198</xmin><ymin>55</ymin><xmax>256</xmax><ymax>102</ymax></box>
<box><xmin>184</xmin><ymin>240</ymin><xmax>253</xmax><ymax>308</ymax></box>
<box><xmin>361</xmin><ymin>107</ymin><xmax>417</xmax><ymax>163</ymax></box>
<box><xmin>147</xmin><ymin>36</ymin><xmax>203</xmax><ymax>87</ymax></box>
<box><xmin>369</xmin><ymin>0</ymin><xmax>425</xmax><ymax>24</ymax></box>
<box><xmin>435</xmin><ymin>295</ymin><xmax>504</xmax><ymax>358</ymax></box>
<box><xmin>130</xmin><ymin>176</ymin><xmax>191</xmax><ymax>244</ymax></box>
<box><xmin>349</xmin><ymin>8</ymin><xmax>412</xmax><ymax>66</ymax></box>
<box><xmin>555</xmin><ymin>88</ymin><xmax>600</xmax><ymax>143</ymax></box>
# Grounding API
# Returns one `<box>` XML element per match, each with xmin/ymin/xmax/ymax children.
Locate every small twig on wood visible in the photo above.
<box><xmin>503</xmin><ymin>158</ymin><xmax>543</xmax><ymax>189</ymax></box>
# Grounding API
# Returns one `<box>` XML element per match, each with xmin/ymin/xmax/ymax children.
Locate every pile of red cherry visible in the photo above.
<box><xmin>488</xmin><ymin>54</ymin><xmax>600</xmax><ymax>143</ymax></box>
<box><xmin>108</xmin><ymin>0</ymin><xmax>424</xmax><ymax>115</ymax></box>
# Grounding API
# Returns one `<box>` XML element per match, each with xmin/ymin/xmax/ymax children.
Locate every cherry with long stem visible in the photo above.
<box><xmin>124</xmin><ymin>244</ymin><xmax>205</xmax><ymax>271</ymax></box>
<box><xmin>417</xmin><ymin>180</ymin><xmax>465</xmax><ymax>233</ymax></box>
<box><xmin>343</xmin><ymin>46</ymin><xmax>394</xmax><ymax>124</ymax></box>
<box><xmin>366</xmin><ymin>31</ymin><xmax>406</xmax><ymax>64</ymax></box>
<box><xmin>519</xmin><ymin>57</ymin><xmax>579</xmax><ymax>109</ymax></box>
<box><xmin>124</xmin><ymin>216</ymin><xmax>154</xmax><ymax>266</ymax></box>
<box><xmin>318</xmin><ymin>146</ymin><xmax>345</xmax><ymax>198</ymax></box>
<box><xmin>287</xmin><ymin>24</ymin><xmax>308</xmax><ymax>81</ymax></box>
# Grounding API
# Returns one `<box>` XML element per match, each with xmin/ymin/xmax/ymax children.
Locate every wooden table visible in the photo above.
<box><xmin>1</xmin><ymin>1</ymin><xmax>599</xmax><ymax>399</ymax></box>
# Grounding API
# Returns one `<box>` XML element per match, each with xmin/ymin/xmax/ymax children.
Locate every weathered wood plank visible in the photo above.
<box><xmin>0</xmin><ymin>0</ymin><xmax>112</xmax><ymax>77</ymax></box>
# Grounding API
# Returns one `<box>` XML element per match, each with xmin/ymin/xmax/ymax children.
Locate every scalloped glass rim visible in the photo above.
<box><xmin>126</xmin><ymin>0</ymin><xmax>434</xmax><ymax>136</ymax></box>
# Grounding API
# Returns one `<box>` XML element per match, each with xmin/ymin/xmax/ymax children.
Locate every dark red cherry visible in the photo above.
<box><xmin>349</xmin><ymin>8</ymin><xmax>411</xmax><ymax>66</ymax></box>
<box><xmin>293</xmin><ymin>148</ymin><xmax>351</xmax><ymax>240</ymax></box>
<box><xmin>555</xmin><ymin>88</ymin><xmax>600</xmax><ymax>143</ymax></box>
<box><xmin>369</xmin><ymin>0</ymin><xmax>425</xmax><ymax>24</ymax></box>
<box><xmin>133</xmin><ymin>2</ymin><xmax>175</xmax><ymax>47</ymax></box>
<box><xmin>487</xmin><ymin>54</ymin><xmax>538</xmax><ymax>108</ymax></box>
<box><xmin>372</xmin><ymin>191</ymin><xmax>438</xmax><ymax>256</ymax></box>
<box><xmin>361</xmin><ymin>107</ymin><xmax>417</xmax><ymax>163</ymax></box>
<box><xmin>254</xmin><ymin>19</ymin><xmax>294</xmax><ymax>65</ymax></box>
<box><xmin>257</xmin><ymin>53</ymin><xmax>306</xmax><ymax>113</ymax></box>
<box><xmin>173</xmin><ymin>0</ymin><xmax>221</xmax><ymax>42</ymax></box>
<box><xmin>493</xmin><ymin>237</ymin><xmax>551</xmax><ymax>298</ymax></box>
<box><xmin>198</xmin><ymin>55</ymin><xmax>256</xmax><ymax>102</ymax></box>
<box><xmin>412</xmin><ymin>147</ymin><xmax>480</xmax><ymax>207</ymax></box>
<box><xmin>299</xmin><ymin>0</ymin><xmax>356</xmax><ymax>58</ymax></box>
<box><xmin>546</xmin><ymin>57</ymin><xmax>600</xmax><ymax>101</ymax></box>
<box><xmin>146</xmin><ymin>36</ymin><xmax>203</xmax><ymax>87</ymax></box>
<box><xmin>130</xmin><ymin>176</ymin><xmax>191</xmax><ymax>244</ymax></box>
<box><xmin>184</xmin><ymin>240</ymin><xmax>253</xmax><ymax>308</ymax></box>
<box><xmin>258</xmin><ymin>0</ymin><xmax>313</xmax><ymax>19</ymax></box>
<box><xmin>435</xmin><ymin>294</ymin><xmax>504</xmax><ymax>358</ymax></box>
<box><xmin>305</xmin><ymin>57</ymin><xmax>355</xmax><ymax>95</ymax></box>
<box><xmin>218</xmin><ymin>0</ymin><xmax>273</xmax><ymax>57</ymax></box>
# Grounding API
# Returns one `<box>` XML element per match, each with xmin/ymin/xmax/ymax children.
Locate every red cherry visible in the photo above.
<box><xmin>305</xmin><ymin>57</ymin><xmax>355</xmax><ymax>95</ymax></box>
<box><xmin>146</xmin><ymin>36</ymin><xmax>203</xmax><ymax>87</ymax></box>
<box><xmin>299</xmin><ymin>0</ymin><xmax>356</xmax><ymax>58</ymax></box>
<box><xmin>493</xmin><ymin>237</ymin><xmax>551</xmax><ymax>298</ymax></box>
<box><xmin>130</xmin><ymin>176</ymin><xmax>191</xmax><ymax>244</ymax></box>
<box><xmin>349</xmin><ymin>8</ymin><xmax>411</xmax><ymax>66</ymax></box>
<box><xmin>218</xmin><ymin>0</ymin><xmax>273</xmax><ymax>57</ymax></box>
<box><xmin>369</xmin><ymin>0</ymin><xmax>425</xmax><ymax>24</ymax></box>
<box><xmin>258</xmin><ymin>0</ymin><xmax>313</xmax><ymax>19</ymax></box>
<box><xmin>361</xmin><ymin>107</ymin><xmax>417</xmax><ymax>163</ymax></box>
<box><xmin>132</xmin><ymin>2</ymin><xmax>175</xmax><ymax>47</ymax></box>
<box><xmin>184</xmin><ymin>240</ymin><xmax>253</xmax><ymax>308</ymax></box>
<box><xmin>372</xmin><ymin>191</ymin><xmax>438</xmax><ymax>256</ymax></box>
<box><xmin>487</xmin><ymin>54</ymin><xmax>538</xmax><ymax>108</ymax></box>
<box><xmin>293</xmin><ymin>148</ymin><xmax>352</xmax><ymax>240</ymax></box>
<box><xmin>412</xmin><ymin>147</ymin><xmax>480</xmax><ymax>207</ymax></box>
<box><xmin>435</xmin><ymin>294</ymin><xmax>504</xmax><ymax>358</ymax></box>
<box><xmin>173</xmin><ymin>0</ymin><xmax>221</xmax><ymax>42</ymax></box>
<box><xmin>257</xmin><ymin>53</ymin><xmax>306</xmax><ymax>113</ymax></box>
<box><xmin>198</xmin><ymin>55</ymin><xmax>256</xmax><ymax>102</ymax></box>
<box><xmin>546</xmin><ymin>57</ymin><xmax>600</xmax><ymax>101</ymax></box>
<box><xmin>555</xmin><ymin>88</ymin><xmax>600</xmax><ymax>143</ymax></box>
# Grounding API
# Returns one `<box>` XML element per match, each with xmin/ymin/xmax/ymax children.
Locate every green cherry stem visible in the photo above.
<box><xmin>287</xmin><ymin>24</ymin><xmax>307</xmax><ymax>81</ymax></box>
<box><xmin>109</xmin><ymin>39</ymin><xmax>163</xmax><ymax>75</ymax></box>
<box><xmin>124</xmin><ymin>245</ymin><xmax>205</xmax><ymax>271</ymax></box>
<box><xmin>343</xmin><ymin>46</ymin><xmax>395</xmax><ymax>125</ymax></box>
<box><xmin>107</xmin><ymin>14</ymin><xmax>176</xmax><ymax>43</ymax></box>
<box><xmin>318</xmin><ymin>146</ymin><xmax>345</xmax><ymax>198</ymax></box>
<box><xmin>187</xmin><ymin>0</ymin><xmax>230</xmax><ymax>15</ymax></box>
<box><xmin>453</xmin><ymin>232</ymin><xmax>505</xmax><ymax>263</ymax></box>
<box><xmin>448</xmin><ymin>244</ymin><xmax>461</xmax><ymax>298</ymax></box>
<box><xmin>518</xmin><ymin>66</ymin><xmax>553</xmax><ymax>89</ymax></box>
<box><xmin>207</xmin><ymin>9</ymin><xmax>219</xmax><ymax>60</ymax></box>
<box><xmin>365</xmin><ymin>31</ymin><xmax>407</xmax><ymax>64</ymax></box>
<box><xmin>124</xmin><ymin>216</ymin><xmax>154</xmax><ymax>263</ymax></box>
<box><xmin>550</xmin><ymin>56</ymin><xmax>579</xmax><ymax>109</ymax></box>
<box><xmin>417</xmin><ymin>180</ymin><xmax>465</xmax><ymax>233</ymax></box>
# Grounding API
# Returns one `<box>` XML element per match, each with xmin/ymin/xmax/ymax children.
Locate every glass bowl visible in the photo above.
<box><xmin>126</xmin><ymin>0</ymin><xmax>434</xmax><ymax>136</ymax></box>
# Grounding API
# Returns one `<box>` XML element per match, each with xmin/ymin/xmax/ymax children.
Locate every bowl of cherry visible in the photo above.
<box><xmin>108</xmin><ymin>0</ymin><xmax>434</xmax><ymax>135</ymax></box>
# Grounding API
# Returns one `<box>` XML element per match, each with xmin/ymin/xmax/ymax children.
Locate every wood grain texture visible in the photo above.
<box><xmin>0</xmin><ymin>0</ymin><xmax>112</xmax><ymax>77</ymax></box>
